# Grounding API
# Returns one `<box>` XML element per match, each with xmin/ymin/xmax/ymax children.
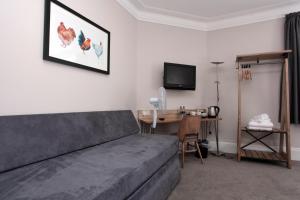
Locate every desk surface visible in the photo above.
<box><xmin>139</xmin><ymin>114</ymin><xmax>222</xmax><ymax>125</ymax></box>
<box><xmin>139</xmin><ymin>115</ymin><xmax>182</xmax><ymax>124</ymax></box>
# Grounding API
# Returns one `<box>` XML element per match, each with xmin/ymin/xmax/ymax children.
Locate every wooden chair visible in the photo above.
<box><xmin>178</xmin><ymin>115</ymin><xmax>204</xmax><ymax>168</ymax></box>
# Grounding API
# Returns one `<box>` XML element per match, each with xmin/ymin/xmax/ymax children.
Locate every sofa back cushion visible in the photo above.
<box><xmin>0</xmin><ymin>110</ymin><xmax>139</xmax><ymax>173</ymax></box>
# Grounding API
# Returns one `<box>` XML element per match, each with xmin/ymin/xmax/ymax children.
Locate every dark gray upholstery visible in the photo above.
<box><xmin>0</xmin><ymin>134</ymin><xmax>178</xmax><ymax>200</ymax></box>
<box><xmin>128</xmin><ymin>154</ymin><xmax>180</xmax><ymax>200</ymax></box>
<box><xmin>0</xmin><ymin>110</ymin><xmax>139</xmax><ymax>173</ymax></box>
<box><xmin>0</xmin><ymin>110</ymin><xmax>180</xmax><ymax>200</ymax></box>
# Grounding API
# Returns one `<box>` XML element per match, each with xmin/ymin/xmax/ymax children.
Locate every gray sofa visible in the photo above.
<box><xmin>0</xmin><ymin>110</ymin><xmax>180</xmax><ymax>200</ymax></box>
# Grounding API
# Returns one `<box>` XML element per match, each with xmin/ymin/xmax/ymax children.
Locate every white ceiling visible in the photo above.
<box><xmin>116</xmin><ymin>0</ymin><xmax>300</xmax><ymax>31</ymax></box>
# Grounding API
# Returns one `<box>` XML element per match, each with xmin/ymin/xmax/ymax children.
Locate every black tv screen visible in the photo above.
<box><xmin>163</xmin><ymin>62</ymin><xmax>196</xmax><ymax>90</ymax></box>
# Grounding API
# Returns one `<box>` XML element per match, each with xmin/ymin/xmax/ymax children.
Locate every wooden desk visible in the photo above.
<box><xmin>139</xmin><ymin>115</ymin><xmax>221</xmax><ymax>125</ymax></box>
<box><xmin>139</xmin><ymin>115</ymin><xmax>183</xmax><ymax>125</ymax></box>
<box><xmin>138</xmin><ymin>112</ymin><xmax>223</xmax><ymax>155</ymax></box>
<box><xmin>138</xmin><ymin>113</ymin><xmax>182</xmax><ymax>133</ymax></box>
<box><xmin>138</xmin><ymin>113</ymin><xmax>221</xmax><ymax>133</ymax></box>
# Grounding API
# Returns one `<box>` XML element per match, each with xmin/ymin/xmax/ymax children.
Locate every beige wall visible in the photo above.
<box><xmin>0</xmin><ymin>0</ymin><xmax>137</xmax><ymax>115</ymax></box>
<box><xmin>136</xmin><ymin>18</ymin><xmax>300</xmax><ymax>152</ymax></box>
<box><xmin>207</xmin><ymin>19</ymin><xmax>300</xmax><ymax>150</ymax></box>
<box><xmin>136</xmin><ymin>22</ymin><xmax>208</xmax><ymax>110</ymax></box>
<box><xmin>1</xmin><ymin>1</ymin><xmax>299</xmax><ymax>151</ymax></box>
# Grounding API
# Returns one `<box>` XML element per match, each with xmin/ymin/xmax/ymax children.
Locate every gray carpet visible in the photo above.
<box><xmin>168</xmin><ymin>154</ymin><xmax>300</xmax><ymax>200</ymax></box>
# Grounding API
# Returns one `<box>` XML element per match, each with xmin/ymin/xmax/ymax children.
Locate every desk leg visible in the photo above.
<box><xmin>201</xmin><ymin>122</ymin><xmax>205</xmax><ymax>140</ymax></box>
<box><xmin>204</xmin><ymin>121</ymin><xmax>208</xmax><ymax>139</ymax></box>
<box><xmin>216</xmin><ymin>120</ymin><xmax>219</xmax><ymax>154</ymax></box>
<box><xmin>142</xmin><ymin>123</ymin><xmax>145</xmax><ymax>134</ymax></box>
<box><xmin>150</xmin><ymin>126</ymin><xmax>153</xmax><ymax>134</ymax></box>
<box><xmin>141</xmin><ymin>123</ymin><xmax>149</xmax><ymax>134</ymax></box>
<box><xmin>140</xmin><ymin>122</ymin><xmax>143</xmax><ymax>134</ymax></box>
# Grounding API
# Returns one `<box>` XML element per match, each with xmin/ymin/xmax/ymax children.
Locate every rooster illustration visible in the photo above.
<box><xmin>78</xmin><ymin>30</ymin><xmax>91</xmax><ymax>53</ymax></box>
<box><xmin>57</xmin><ymin>22</ymin><xmax>76</xmax><ymax>48</ymax></box>
<box><xmin>92</xmin><ymin>42</ymin><xmax>103</xmax><ymax>59</ymax></box>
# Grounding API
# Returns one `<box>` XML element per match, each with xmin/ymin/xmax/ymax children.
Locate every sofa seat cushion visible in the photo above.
<box><xmin>0</xmin><ymin>110</ymin><xmax>140</xmax><ymax>173</ymax></box>
<box><xmin>0</xmin><ymin>134</ymin><xmax>178</xmax><ymax>200</ymax></box>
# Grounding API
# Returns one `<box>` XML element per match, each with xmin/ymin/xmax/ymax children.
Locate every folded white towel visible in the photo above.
<box><xmin>248</xmin><ymin>113</ymin><xmax>273</xmax><ymax>129</ymax></box>
<box><xmin>248</xmin><ymin>121</ymin><xmax>273</xmax><ymax>128</ymax></box>
<box><xmin>251</xmin><ymin>113</ymin><xmax>271</xmax><ymax>122</ymax></box>
<box><xmin>247</xmin><ymin>126</ymin><xmax>273</xmax><ymax>131</ymax></box>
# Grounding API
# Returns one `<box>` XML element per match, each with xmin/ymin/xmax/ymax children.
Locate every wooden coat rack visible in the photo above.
<box><xmin>236</xmin><ymin>50</ymin><xmax>292</xmax><ymax>168</ymax></box>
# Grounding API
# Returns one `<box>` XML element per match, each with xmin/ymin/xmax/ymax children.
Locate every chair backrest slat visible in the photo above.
<box><xmin>177</xmin><ymin>115</ymin><xmax>201</xmax><ymax>141</ymax></box>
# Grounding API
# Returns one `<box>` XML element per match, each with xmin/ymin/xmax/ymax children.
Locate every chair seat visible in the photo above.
<box><xmin>0</xmin><ymin>134</ymin><xmax>178</xmax><ymax>200</ymax></box>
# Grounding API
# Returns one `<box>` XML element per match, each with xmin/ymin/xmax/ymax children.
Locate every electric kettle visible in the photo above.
<box><xmin>207</xmin><ymin>106</ymin><xmax>220</xmax><ymax>118</ymax></box>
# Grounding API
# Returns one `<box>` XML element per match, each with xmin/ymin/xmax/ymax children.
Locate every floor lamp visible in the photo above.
<box><xmin>211</xmin><ymin>61</ymin><xmax>224</xmax><ymax>157</ymax></box>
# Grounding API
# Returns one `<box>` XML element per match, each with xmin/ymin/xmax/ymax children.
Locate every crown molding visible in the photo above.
<box><xmin>137</xmin><ymin>11</ymin><xmax>207</xmax><ymax>31</ymax></box>
<box><xmin>116</xmin><ymin>0</ymin><xmax>140</xmax><ymax>19</ymax></box>
<box><xmin>116</xmin><ymin>0</ymin><xmax>300</xmax><ymax>31</ymax></box>
<box><xmin>116</xmin><ymin>0</ymin><xmax>207</xmax><ymax>30</ymax></box>
<box><xmin>207</xmin><ymin>3</ymin><xmax>300</xmax><ymax>31</ymax></box>
<box><xmin>136</xmin><ymin>0</ymin><xmax>210</xmax><ymax>21</ymax></box>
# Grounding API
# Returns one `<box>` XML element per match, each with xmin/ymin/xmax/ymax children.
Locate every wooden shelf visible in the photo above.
<box><xmin>240</xmin><ymin>149</ymin><xmax>287</xmax><ymax>162</ymax></box>
<box><xmin>236</xmin><ymin>50</ymin><xmax>292</xmax><ymax>168</ymax></box>
<box><xmin>236</xmin><ymin>50</ymin><xmax>291</xmax><ymax>62</ymax></box>
<box><xmin>242</xmin><ymin>127</ymin><xmax>287</xmax><ymax>134</ymax></box>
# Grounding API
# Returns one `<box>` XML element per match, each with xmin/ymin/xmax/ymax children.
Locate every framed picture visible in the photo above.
<box><xmin>43</xmin><ymin>0</ymin><xmax>110</xmax><ymax>74</ymax></box>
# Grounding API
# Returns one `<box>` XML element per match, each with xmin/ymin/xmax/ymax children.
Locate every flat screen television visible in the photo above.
<box><xmin>163</xmin><ymin>62</ymin><xmax>196</xmax><ymax>90</ymax></box>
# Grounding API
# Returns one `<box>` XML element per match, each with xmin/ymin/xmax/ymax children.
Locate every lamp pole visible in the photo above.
<box><xmin>210</xmin><ymin>61</ymin><xmax>224</xmax><ymax>157</ymax></box>
<box><xmin>211</xmin><ymin>62</ymin><xmax>224</xmax><ymax>106</ymax></box>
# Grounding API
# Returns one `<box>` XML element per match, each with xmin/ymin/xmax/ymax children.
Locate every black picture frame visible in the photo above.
<box><xmin>43</xmin><ymin>0</ymin><xmax>110</xmax><ymax>74</ymax></box>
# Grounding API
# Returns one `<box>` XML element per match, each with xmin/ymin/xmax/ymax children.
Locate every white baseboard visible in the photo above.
<box><xmin>208</xmin><ymin>141</ymin><xmax>300</xmax><ymax>161</ymax></box>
